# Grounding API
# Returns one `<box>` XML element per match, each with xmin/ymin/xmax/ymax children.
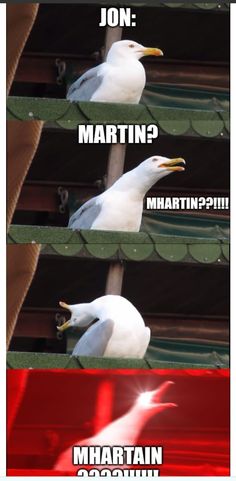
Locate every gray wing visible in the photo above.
<box><xmin>72</xmin><ymin>319</ymin><xmax>114</xmax><ymax>357</ymax></box>
<box><xmin>68</xmin><ymin>196</ymin><xmax>102</xmax><ymax>230</ymax></box>
<box><xmin>67</xmin><ymin>65</ymin><xmax>104</xmax><ymax>101</ymax></box>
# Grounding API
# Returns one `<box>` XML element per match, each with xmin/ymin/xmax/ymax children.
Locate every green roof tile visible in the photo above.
<box><xmin>150</xmin><ymin>234</ymin><xmax>218</xmax><ymax>244</ymax></box>
<box><xmin>8</xmin><ymin>224</ymin><xmax>229</xmax><ymax>265</ymax></box>
<box><xmin>7</xmin><ymin>97</ymin><xmax>148</xmax><ymax>123</ymax></box>
<box><xmin>56</xmin><ymin>120</ymin><xmax>82</xmax><ymax>130</ymax></box>
<box><xmin>189</xmin><ymin>243</ymin><xmax>222</xmax><ymax>263</ymax></box>
<box><xmin>7</xmin><ymin>351</ymin><xmax>70</xmax><ymax>369</ymax></box>
<box><xmin>7</xmin><ymin>351</ymin><xmax>221</xmax><ymax>370</ymax></box>
<box><xmin>50</xmin><ymin>243</ymin><xmax>83</xmax><ymax>256</ymax></box>
<box><xmin>193</xmin><ymin>2</ymin><xmax>227</xmax><ymax>10</ymax></box>
<box><xmin>8</xmin><ymin>225</ymin><xmax>82</xmax><ymax>244</ymax></box>
<box><xmin>222</xmin><ymin>244</ymin><xmax>230</xmax><ymax>261</ymax></box>
<box><xmin>7</xmin><ymin>93</ymin><xmax>229</xmax><ymax>138</ymax></box>
<box><xmin>220</xmin><ymin>111</ymin><xmax>230</xmax><ymax>132</ymax></box>
<box><xmin>80</xmin><ymin>230</ymin><xmax>150</xmax><ymax>244</ymax></box>
<box><xmin>7</xmin><ymin>97</ymin><xmax>72</xmax><ymax>121</ymax></box>
<box><xmin>78</xmin><ymin>356</ymin><xmax>148</xmax><ymax>369</ymax></box>
<box><xmin>8</xmin><ymin>213</ymin><xmax>230</xmax><ymax>245</ymax></box>
<box><xmin>78</xmin><ymin>101</ymin><xmax>146</xmax><ymax>122</ymax></box>
<box><xmin>86</xmin><ymin>243</ymin><xmax>119</xmax><ymax>259</ymax></box>
<box><xmin>120</xmin><ymin>243</ymin><xmax>153</xmax><ymax>261</ymax></box>
<box><xmin>155</xmin><ymin>243</ymin><xmax>187</xmax><ymax>261</ymax></box>
<box><xmin>169</xmin><ymin>2</ymin><xmax>229</xmax><ymax>9</ymax></box>
<box><xmin>158</xmin><ymin>119</ymin><xmax>191</xmax><ymax>136</ymax></box>
<box><xmin>42</xmin><ymin>1</ymin><xmax>229</xmax><ymax>10</ymax></box>
<box><xmin>191</xmin><ymin>117</ymin><xmax>224</xmax><ymax>138</ymax></box>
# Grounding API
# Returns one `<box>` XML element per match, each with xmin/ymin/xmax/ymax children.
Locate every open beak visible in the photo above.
<box><xmin>139</xmin><ymin>381</ymin><xmax>177</xmax><ymax>409</ymax></box>
<box><xmin>59</xmin><ymin>301</ymin><xmax>70</xmax><ymax>310</ymax></box>
<box><xmin>57</xmin><ymin>320</ymin><xmax>71</xmax><ymax>332</ymax></box>
<box><xmin>57</xmin><ymin>301</ymin><xmax>71</xmax><ymax>331</ymax></box>
<box><xmin>151</xmin><ymin>381</ymin><xmax>177</xmax><ymax>408</ymax></box>
<box><xmin>159</xmin><ymin>157</ymin><xmax>185</xmax><ymax>172</ymax></box>
<box><xmin>152</xmin><ymin>381</ymin><xmax>174</xmax><ymax>401</ymax></box>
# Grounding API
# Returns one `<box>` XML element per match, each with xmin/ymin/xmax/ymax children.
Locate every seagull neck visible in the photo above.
<box><xmin>85</xmin><ymin>302</ymin><xmax>97</xmax><ymax>319</ymax></box>
<box><xmin>122</xmin><ymin>403</ymin><xmax>156</xmax><ymax>434</ymax></box>
<box><xmin>106</xmin><ymin>53</ymin><xmax>139</xmax><ymax>67</ymax></box>
<box><xmin>97</xmin><ymin>403</ymin><xmax>155</xmax><ymax>446</ymax></box>
<box><xmin>74</xmin><ymin>303</ymin><xmax>96</xmax><ymax>327</ymax></box>
<box><xmin>111</xmin><ymin>167</ymin><xmax>159</xmax><ymax>200</ymax></box>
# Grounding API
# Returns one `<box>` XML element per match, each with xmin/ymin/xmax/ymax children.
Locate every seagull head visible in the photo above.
<box><xmin>141</xmin><ymin>155</ymin><xmax>186</xmax><ymax>181</ymax></box>
<box><xmin>136</xmin><ymin>381</ymin><xmax>177</xmax><ymax>413</ymax></box>
<box><xmin>57</xmin><ymin>301</ymin><xmax>94</xmax><ymax>331</ymax></box>
<box><xmin>107</xmin><ymin>40</ymin><xmax>164</xmax><ymax>62</ymax></box>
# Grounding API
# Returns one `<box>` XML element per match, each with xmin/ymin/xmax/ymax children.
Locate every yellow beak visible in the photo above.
<box><xmin>143</xmin><ymin>47</ymin><xmax>164</xmax><ymax>57</ymax></box>
<box><xmin>57</xmin><ymin>320</ymin><xmax>71</xmax><ymax>332</ymax></box>
<box><xmin>58</xmin><ymin>301</ymin><xmax>71</xmax><ymax>331</ymax></box>
<box><xmin>159</xmin><ymin>157</ymin><xmax>186</xmax><ymax>172</ymax></box>
<box><xmin>59</xmin><ymin>301</ymin><xmax>70</xmax><ymax>310</ymax></box>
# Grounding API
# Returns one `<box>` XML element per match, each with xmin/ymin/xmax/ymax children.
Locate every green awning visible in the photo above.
<box><xmin>148</xmin><ymin>338</ymin><xmax>229</xmax><ymax>366</ymax></box>
<box><xmin>8</xmin><ymin>213</ymin><xmax>230</xmax><ymax>243</ymax></box>
<box><xmin>143</xmin><ymin>84</ymin><xmax>229</xmax><ymax>111</ymax></box>
<box><xmin>8</xmin><ymin>214</ymin><xmax>229</xmax><ymax>264</ymax></box>
<box><xmin>7</xmin><ymin>93</ymin><xmax>229</xmax><ymax>138</ymax></box>
<box><xmin>141</xmin><ymin>211</ymin><xmax>229</xmax><ymax>239</ymax></box>
<box><xmin>28</xmin><ymin>1</ymin><xmax>229</xmax><ymax>10</ymax></box>
<box><xmin>7</xmin><ymin>350</ymin><xmax>226</xmax><ymax>370</ymax></box>
<box><xmin>64</xmin><ymin>335</ymin><xmax>229</xmax><ymax>366</ymax></box>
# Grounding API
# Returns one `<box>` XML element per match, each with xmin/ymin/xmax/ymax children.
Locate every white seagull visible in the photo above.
<box><xmin>54</xmin><ymin>380</ymin><xmax>177</xmax><ymax>473</ymax></box>
<box><xmin>67</xmin><ymin>40</ymin><xmax>163</xmax><ymax>104</ymax></box>
<box><xmin>57</xmin><ymin>295</ymin><xmax>150</xmax><ymax>358</ymax></box>
<box><xmin>68</xmin><ymin>156</ymin><xmax>185</xmax><ymax>232</ymax></box>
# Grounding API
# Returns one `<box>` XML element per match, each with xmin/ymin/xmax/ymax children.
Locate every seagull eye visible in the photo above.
<box><xmin>152</xmin><ymin>157</ymin><xmax>158</xmax><ymax>162</ymax></box>
<box><xmin>129</xmin><ymin>44</ymin><xmax>135</xmax><ymax>48</ymax></box>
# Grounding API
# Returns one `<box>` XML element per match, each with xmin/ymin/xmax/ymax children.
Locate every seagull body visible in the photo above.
<box><xmin>67</xmin><ymin>40</ymin><xmax>163</xmax><ymax>104</ymax></box>
<box><xmin>68</xmin><ymin>156</ymin><xmax>185</xmax><ymax>232</ymax></box>
<box><xmin>54</xmin><ymin>381</ymin><xmax>176</xmax><ymax>473</ymax></box>
<box><xmin>57</xmin><ymin>295</ymin><xmax>150</xmax><ymax>358</ymax></box>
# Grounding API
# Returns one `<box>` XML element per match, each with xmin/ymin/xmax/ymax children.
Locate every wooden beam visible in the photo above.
<box><xmin>13</xmin><ymin>308</ymin><xmax>229</xmax><ymax>344</ymax></box>
<box><xmin>105</xmin><ymin>149</ymin><xmax>126</xmax><ymax>296</ymax></box>
<box><xmin>106</xmin><ymin>143</ymin><xmax>127</xmax><ymax>189</ymax></box>
<box><xmin>13</xmin><ymin>308</ymin><xmax>67</xmax><ymax>339</ymax></box>
<box><xmin>16</xmin><ymin>182</ymin><xmax>229</xmax><ymax>218</ymax></box>
<box><xmin>105</xmin><ymin>262</ymin><xmax>124</xmax><ymax>295</ymax></box>
<box><xmin>14</xmin><ymin>54</ymin><xmax>229</xmax><ymax>91</ymax></box>
<box><xmin>104</xmin><ymin>26</ymin><xmax>123</xmax><ymax>58</ymax></box>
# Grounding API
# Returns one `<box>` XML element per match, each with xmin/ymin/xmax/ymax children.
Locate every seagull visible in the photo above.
<box><xmin>54</xmin><ymin>381</ymin><xmax>177</xmax><ymax>473</ymax></box>
<box><xmin>67</xmin><ymin>40</ymin><xmax>163</xmax><ymax>104</ymax></box>
<box><xmin>57</xmin><ymin>295</ymin><xmax>151</xmax><ymax>358</ymax></box>
<box><xmin>68</xmin><ymin>156</ymin><xmax>185</xmax><ymax>232</ymax></box>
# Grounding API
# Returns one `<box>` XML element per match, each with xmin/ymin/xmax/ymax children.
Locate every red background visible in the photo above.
<box><xmin>7</xmin><ymin>368</ymin><xmax>230</xmax><ymax>476</ymax></box>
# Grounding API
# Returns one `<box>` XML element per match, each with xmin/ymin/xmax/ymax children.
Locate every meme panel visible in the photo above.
<box><xmin>7</xmin><ymin>2</ymin><xmax>230</xmax><ymax>477</ymax></box>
